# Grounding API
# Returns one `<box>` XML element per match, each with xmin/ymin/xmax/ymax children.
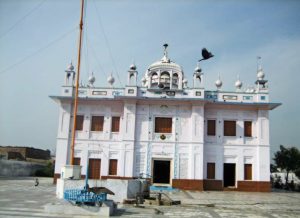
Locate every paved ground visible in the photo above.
<box><xmin>0</xmin><ymin>177</ymin><xmax>300</xmax><ymax>217</ymax></box>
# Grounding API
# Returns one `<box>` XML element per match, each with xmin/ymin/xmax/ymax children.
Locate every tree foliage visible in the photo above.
<box><xmin>273</xmin><ymin>145</ymin><xmax>300</xmax><ymax>184</ymax></box>
<box><xmin>35</xmin><ymin>161</ymin><xmax>54</xmax><ymax>177</ymax></box>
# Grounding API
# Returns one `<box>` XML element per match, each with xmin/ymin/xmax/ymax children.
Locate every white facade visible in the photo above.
<box><xmin>51</xmin><ymin>46</ymin><xmax>280</xmax><ymax>191</ymax></box>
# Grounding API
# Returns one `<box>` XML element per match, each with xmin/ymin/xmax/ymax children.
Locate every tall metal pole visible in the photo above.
<box><xmin>70</xmin><ymin>0</ymin><xmax>85</xmax><ymax>165</ymax></box>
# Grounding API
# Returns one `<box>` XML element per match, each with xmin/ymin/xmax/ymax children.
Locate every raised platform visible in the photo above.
<box><xmin>56</xmin><ymin>178</ymin><xmax>150</xmax><ymax>203</ymax></box>
<box><xmin>44</xmin><ymin>200</ymin><xmax>116</xmax><ymax>216</ymax></box>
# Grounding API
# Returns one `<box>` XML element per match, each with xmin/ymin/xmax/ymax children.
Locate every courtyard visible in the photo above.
<box><xmin>0</xmin><ymin>177</ymin><xmax>299</xmax><ymax>217</ymax></box>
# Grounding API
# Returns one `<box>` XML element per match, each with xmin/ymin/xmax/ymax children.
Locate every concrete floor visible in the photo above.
<box><xmin>0</xmin><ymin>177</ymin><xmax>299</xmax><ymax>217</ymax></box>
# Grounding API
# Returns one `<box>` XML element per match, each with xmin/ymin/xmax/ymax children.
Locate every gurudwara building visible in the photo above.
<box><xmin>51</xmin><ymin>45</ymin><xmax>280</xmax><ymax>192</ymax></box>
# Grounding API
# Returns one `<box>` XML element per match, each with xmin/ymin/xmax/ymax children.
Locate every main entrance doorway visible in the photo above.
<box><xmin>223</xmin><ymin>163</ymin><xmax>236</xmax><ymax>187</ymax></box>
<box><xmin>152</xmin><ymin>159</ymin><xmax>171</xmax><ymax>184</ymax></box>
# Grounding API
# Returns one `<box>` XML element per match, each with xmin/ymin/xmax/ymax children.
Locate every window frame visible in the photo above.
<box><xmin>91</xmin><ymin>115</ymin><xmax>104</xmax><ymax>132</ymax></box>
<box><xmin>154</xmin><ymin>117</ymin><xmax>173</xmax><ymax>133</ymax></box>
<box><xmin>111</xmin><ymin>116</ymin><xmax>120</xmax><ymax>133</ymax></box>
<box><xmin>207</xmin><ymin>119</ymin><xmax>216</xmax><ymax>136</ymax></box>
<box><xmin>207</xmin><ymin>162</ymin><xmax>215</xmax><ymax>179</ymax></box>
<box><xmin>73</xmin><ymin>157</ymin><xmax>81</xmax><ymax>166</ymax></box>
<box><xmin>109</xmin><ymin>159</ymin><xmax>118</xmax><ymax>176</ymax></box>
<box><xmin>244</xmin><ymin>121</ymin><xmax>252</xmax><ymax>137</ymax></box>
<box><xmin>223</xmin><ymin>120</ymin><xmax>236</xmax><ymax>136</ymax></box>
<box><xmin>75</xmin><ymin>115</ymin><xmax>84</xmax><ymax>131</ymax></box>
<box><xmin>244</xmin><ymin>164</ymin><xmax>252</xmax><ymax>180</ymax></box>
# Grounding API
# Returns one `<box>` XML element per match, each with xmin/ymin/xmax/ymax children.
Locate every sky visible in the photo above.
<box><xmin>0</xmin><ymin>0</ymin><xmax>299</xmax><ymax>156</ymax></box>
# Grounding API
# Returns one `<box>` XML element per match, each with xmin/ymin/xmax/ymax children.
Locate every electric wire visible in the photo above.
<box><xmin>88</xmin><ymin>37</ymin><xmax>108</xmax><ymax>79</ymax></box>
<box><xmin>92</xmin><ymin>0</ymin><xmax>123</xmax><ymax>87</ymax></box>
<box><xmin>0</xmin><ymin>0</ymin><xmax>47</xmax><ymax>39</ymax></box>
<box><xmin>0</xmin><ymin>27</ymin><xmax>77</xmax><ymax>75</ymax></box>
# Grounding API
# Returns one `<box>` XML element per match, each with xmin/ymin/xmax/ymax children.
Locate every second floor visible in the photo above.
<box><xmin>55</xmin><ymin>100</ymin><xmax>271</xmax><ymax>145</ymax></box>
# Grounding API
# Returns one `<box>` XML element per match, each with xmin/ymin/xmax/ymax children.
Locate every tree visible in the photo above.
<box><xmin>270</xmin><ymin>163</ymin><xmax>278</xmax><ymax>173</ymax></box>
<box><xmin>273</xmin><ymin>145</ymin><xmax>300</xmax><ymax>185</ymax></box>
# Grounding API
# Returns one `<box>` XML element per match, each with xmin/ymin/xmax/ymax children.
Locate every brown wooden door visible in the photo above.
<box><xmin>88</xmin><ymin>159</ymin><xmax>101</xmax><ymax>179</ymax></box>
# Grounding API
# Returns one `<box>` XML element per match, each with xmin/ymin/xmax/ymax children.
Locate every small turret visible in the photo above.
<box><xmin>255</xmin><ymin>58</ymin><xmax>268</xmax><ymax>92</ymax></box>
<box><xmin>193</xmin><ymin>62</ymin><xmax>203</xmax><ymax>88</ymax></box>
<box><xmin>127</xmin><ymin>63</ymin><xmax>138</xmax><ymax>86</ymax></box>
<box><xmin>65</xmin><ymin>62</ymin><xmax>75</xmax><ymax>86</ymax></box>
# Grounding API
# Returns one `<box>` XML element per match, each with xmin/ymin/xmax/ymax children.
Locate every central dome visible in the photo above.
<box><xmin>144</xmin><ymin>44</ymin><xmax>185</xmax><ymax>90</ymax></box>
<box><xmin>148</xmin><ymin>59</ymin><xmax>183</xmax><ymax>72</ymax></box>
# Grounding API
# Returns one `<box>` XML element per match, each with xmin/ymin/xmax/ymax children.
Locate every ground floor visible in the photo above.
<box><xmin>0</xmin><ymin>177</ymin><xmax>299</xmax><ymax>218</ymax></box>
<box><xmin>54</xmin><ymin>140</ymin><xmax>270</xmax><ymax>192</ymax></box>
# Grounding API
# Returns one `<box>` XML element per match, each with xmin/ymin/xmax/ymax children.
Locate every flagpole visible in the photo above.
<box><xmin>70</xmin><ymin>0</ymin><xmax>84</xmax><ymax>165</ymax></box>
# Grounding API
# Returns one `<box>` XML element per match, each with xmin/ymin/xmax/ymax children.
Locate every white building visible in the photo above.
<box><xmin>51</xmin><ymin>45</ymin><xmax>280</xmax><ymax>191</ymax></box>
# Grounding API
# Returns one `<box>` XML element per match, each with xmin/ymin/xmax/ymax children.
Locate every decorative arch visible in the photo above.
<box><xmin>160</xmin><ymin>71</ymin><xmax>170</xmax><ymax>84</ymax></box>
<box><xmin>151</xmin><ymin>72</ymin><xmax>159</xmax><ymax>87</ymax></box>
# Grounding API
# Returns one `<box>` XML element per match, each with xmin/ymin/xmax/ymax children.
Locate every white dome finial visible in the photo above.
<box><xmin>215</xmin><ymin>73</ymin><xmax>222</xmax><ymax>90</ymax></box>
<box><xmin>257</xmin><ymin>67</ymin><xmax>265</xmax><ymax>80</ymax></box>
<box><xmin>235</xmin><ymin>74</ymin><xmax>243</xmax><ymax>90</ymax></box>
<box><xmin>161</xmin><ymin>43</ymin><xmax>170</xmax><ymax>63</ymax></box>
<box><xmin>256</xmin><ymin>56</ymin><xmax>265</xmax><ymax>80</ymax></box>
<box><xmin>88</xmin><ymin>72</ymin><xmax>96</xmax><ymax>86</ymax></box>
<box><xmin>107</xmin><ymin>73</ymin><xmax>115</xmax><ymax>87</ymax></box>
<box><xmin>130</xmin><ymin>63</ymin><xmax>136</xmax><ymax>70</ymax></box>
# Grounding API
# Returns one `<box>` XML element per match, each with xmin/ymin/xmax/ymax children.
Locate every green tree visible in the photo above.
<box><xmin>273</xmin><ymin>145</ymin><xmax>300</xmax><ymax>184</ymax></box>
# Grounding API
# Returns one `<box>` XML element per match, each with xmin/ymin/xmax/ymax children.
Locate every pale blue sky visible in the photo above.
<box><xmin>0</xmin><ymin>0</ymin><xmax>299</xmax><ymax>155</ymax></box>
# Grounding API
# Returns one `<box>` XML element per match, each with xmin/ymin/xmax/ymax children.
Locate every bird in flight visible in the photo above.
<box><xmin>199</xmin><ymin>48</ymin><xmax>214</xmax><ymax>61</ymax></box>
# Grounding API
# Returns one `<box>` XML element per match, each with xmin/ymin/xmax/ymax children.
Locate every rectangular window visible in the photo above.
<box><xmin>207</xmin><ymin>120</ymin><xmax>216</xmax><ymax>136</ymax></box>
<box><xmin>207</xmin><ymin>163</ymin><xmax>215</xmax><ymax>179</ymax></box>
<box><xmin>244</xmin><ymin>121</ymin><xmax>252</xmax><ymax>137</ymax></box>
<box><xmin>243</xmin><ymin>96</ymin><xmax>253</xmax><ymax>100</ymax></box>
<box><xmin>223</xmin><ymin>95</ymin><xmax>237</xmax><ymax>100</ymax></box>
<box><xmin>75</xmin><ymin>115</ymin><xmax>84</xmax><ymax>131</ymax></box>
<box><xmin>91</xmin><ymin>116</ymin><xmax>104</xmax><ymax>131</ymax></box>
<box><xmin>155</xmin><ymin>117</ymin><xmax>172</xmax><ymax>133</ymax></box>
<box><xmin>88</xmin><ymin>158</ymin><xmax>101</xmax><ymax>179</ymax></box>
<box><xmin>244</xmin><ymin>164</ymin><xmax>252</xmax><ymax>180</ymax></box>
<box><xmin>224</xmin><ymin>120</ymin><xmax>236</xmax><ymax>136</ymax></box>
<box><xmin>73</xmin><ymin>157</ymin><xmax>81</xmax><ymax>166</ymax></box>
<box><xmin>111</xmin><ymin>117</ymin><xmax>120</xmax><ymax>132</ymax></box>
<box><xmin>109</xmin><ymin>159</ymin><xmax>118</xmax><ymax>175</ymax></box>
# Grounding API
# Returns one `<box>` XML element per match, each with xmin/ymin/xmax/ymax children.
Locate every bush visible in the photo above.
<box><xmin>35</xmin><ymin>161</ymin><xmax>54</xmax><ymax>177</ymax></box>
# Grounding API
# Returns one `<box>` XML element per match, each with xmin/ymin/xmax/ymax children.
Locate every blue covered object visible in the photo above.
<box><xmin>150</xmin><ymin>186</ymin><xmax>178</xmax><ymax>192</ymax></box>
<box><xmin>64</xmin><ymin>189</ymin><xmax>107</xmax><ymax>203</ymax></box>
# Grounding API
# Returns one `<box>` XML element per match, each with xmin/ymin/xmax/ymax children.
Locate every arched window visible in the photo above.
<box><xmin>160</xmin><ymin>72</ymin><xmax>170</xmax><ymax>84</ymax></box>
<box><xmin>129</xmin><ymin>73</ymin><xmax>135</xmax><ymax>85</ymax></box>
<box><xmin>172</xmin><ymin>73</ymin><xmax>178</xmax><ymax>88</ymax></box>
<box><xmin>151</xmin><ymin>72</ymin><xmax>158</xmax><ymax>87</ymax></box>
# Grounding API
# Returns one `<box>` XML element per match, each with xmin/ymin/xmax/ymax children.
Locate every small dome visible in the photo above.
<box><xmin>257</xmin><ymin>69</ymin><xmax>265</xmax><ymax>80</ymax></box>
<box><xmin>194</xmin><ymin>66</ymin><xmax>201</xmax><ymax>73</ymax></box>
<box><xmin>235</xmin><ymin>79</ymin><xmax>242</xmax><ymax>89</ymax></box>
<box><xmin>130</xmin><ymin>63</ymin><xmax>136</xmax><ymax>70</ymax></box>
<box><xmin>107</xmin><ymin>74</ymin><xmax>115</xmax><ymax>86</ymax></box>
<box><xmin>66</xmin><ymin>63</ymin><xmax>74</xmax><ymax>71</ymax></box>
<box><xmin>88</xmin><ymin>73</ymin><xmax>95</xmax><ymax>85</ymax></box>
<box><xmin>215</xmin><ymin>79</ymin><xmax>222</xmax><ymax>89</ymax></box>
